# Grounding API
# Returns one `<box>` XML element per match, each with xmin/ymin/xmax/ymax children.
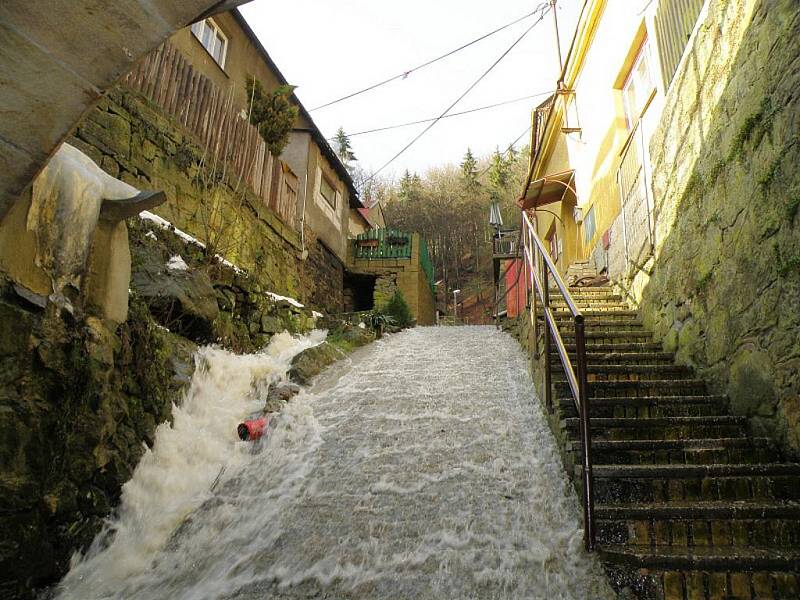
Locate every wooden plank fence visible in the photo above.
<box><xmin>123</xmin><ymin>41</ymin><xmax>297</xmax><ymax>228</ymax></box>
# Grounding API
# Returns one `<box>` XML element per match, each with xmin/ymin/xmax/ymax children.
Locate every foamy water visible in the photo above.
<box><xmin>57</xmin><ymin>327</ymin><xmax>612</xmax><ymax>599</ymax></box>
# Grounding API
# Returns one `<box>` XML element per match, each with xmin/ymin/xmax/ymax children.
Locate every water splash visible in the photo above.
<box><xmin>57</xmin><ymin>330</ymin><xmax>326</xmax><ymax>598</ymax></box>
<box><xmin>58</xmin><ymin>327</ymin><xmax>612</xmax><ymax>599</ymax></box>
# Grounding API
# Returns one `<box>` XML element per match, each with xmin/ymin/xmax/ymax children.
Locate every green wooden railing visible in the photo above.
<box><xmin>419</xmin><ymin>237</ymin><xmax>436</xmax><ymax>294</ymax></box>
<box><xmin>354</xmin><ymin>229</ymin><xmax>412</xmax><ymax>259</ymax></box>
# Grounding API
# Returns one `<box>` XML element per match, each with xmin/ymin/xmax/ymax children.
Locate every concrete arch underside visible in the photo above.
<box><xmin>0</xmin><ymin>0</ymin><xmax>249</xmax><ymax>219</ymax></box>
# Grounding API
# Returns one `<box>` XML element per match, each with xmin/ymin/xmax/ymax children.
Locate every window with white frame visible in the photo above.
<box><xmin>319</xmin><ymin>175</ymin><xmax>337</xmax><ymax>210</ymax></box>
<box><xmin>622</xmin><ymin>40</ymin><xmax>655</xmax><ymax>130</ymax></box>
<box><xmin>191</xmin><ymin>18</ymin><xmax>228</xmax><ymax>69</ymax></box>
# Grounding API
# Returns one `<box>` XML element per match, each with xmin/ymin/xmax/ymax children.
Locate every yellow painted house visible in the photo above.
<box><xmin>520</xmin><ymin>0</ymin><xmax>706</xmax><ymax>283</ymax></box>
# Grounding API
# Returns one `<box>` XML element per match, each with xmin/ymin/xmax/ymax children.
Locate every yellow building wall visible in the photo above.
<box><xmin>532</xmin><ymin>0</ymin><xmax>668</xmax><ymax>265</ymax></box>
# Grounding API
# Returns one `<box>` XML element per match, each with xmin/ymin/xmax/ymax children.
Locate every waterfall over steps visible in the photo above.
<box><xmin>57</xmin><ymin>327</ymin><xmax>612</xmax><ymax>599</ymax></box>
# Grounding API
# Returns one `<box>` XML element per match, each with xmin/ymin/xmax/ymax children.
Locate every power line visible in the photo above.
<box><xmin>477</xmin><ymin>124</ymin><xmax>533</xmax><ymax>177</ymax></box>
<box><xmin>334</xmin><ymin>91</ymin><xmax>554</xmax><ymax>139</ymax></box>
<box><xmin>310</xmin><ymin>9</ymin><xmax>544</xmax><ymax>112</ymax></box>
<box><xmin>369</xmin><ymin>3</ymin><xmax>551</xmax><ymax>180</ymax></box>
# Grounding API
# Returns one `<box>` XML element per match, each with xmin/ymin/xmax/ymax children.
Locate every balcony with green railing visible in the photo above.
<box><xmin>353</xmin><ymin>229</ymin><xmax>436</xmax><ymax>294</ymax></box>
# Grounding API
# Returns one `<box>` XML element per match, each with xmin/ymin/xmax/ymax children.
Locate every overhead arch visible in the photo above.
<box><xmin>0</xmin><ymin>0</ymin><xmax>251</xmax><ymax>219</ymax></box>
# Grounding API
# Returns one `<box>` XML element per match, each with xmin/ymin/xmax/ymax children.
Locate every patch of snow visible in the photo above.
<box><xmin>139</xmin><ymin>211</ymin><xmax>206</xmax><ymax>249</ymax></box>
<box><xmin>312</xmin><ymin>311</ymin><xmax>324</xmax><ymax>319</ymax></box>
<box><xmin>145</xmin><ymin>230</ymin><xmax>158</xmax><ymax>241</ymax></box>
<box><xmin>167</xmin><ymin>255</ymin><xmax>189</xmax><ymax>271</ymax></box>
<box><xmin>266</xmin><ymin>292</ymin><xmax>304</xmax><ymax>309</ymax></box>
<box><xmin>139</xmin><ymin>211</ymin><xmax>248</xmax><ymax>275</ymax></box>
<box><xmin>358</xmin><ymin>322</ymin><xmax>366</xmax><ymax>329</ymax></box>
<box><xmin>215</xmin><ymin>255</ymin><xmax>246</xmax><ymax>275</ymax></box>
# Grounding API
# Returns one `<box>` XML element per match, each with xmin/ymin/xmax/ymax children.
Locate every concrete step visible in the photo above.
<box><xmin>547</xmin><ymin>309</ymin><xmax>639</xmax><ymax>319</ymax></box>
<box><xmin>584</xmin><ymin>364</ymin><xmax>695</xmax><ymax>381</ymax></box>
<box><xmin>563</xmin><ymin>415</ymin><xmax>746</xmax><ymax>441</ymax></box>
<box><xmin>603</xmin><ymin>563</ymin><xmax>800</xmax><ymax>600</ymax></box>
<box><xmin>553</xmin><ymin>351</ymin><xmax>677</xmax><ymax>366</ymax></box>
<box><xmin>596</xmin><ymin>501</ymin><xmax>800</xmax><ymax>549</ymax></box>
<box><xmin>559</xmin><ymin>331</ymin><xmax>654</xmax><ymax>345</ymax></box>
<box><xmin>599</xmin><ymin>545</ymin><xmax>800</xmax><ymax>572</ymax></box>
<box><xmin>555</xmin><ymin>378</ymin><xmax>708</xmax><ymax>397</ymax></box>
<box><xmin>552</xmin><ymin>317</ymin><xmax>642</xmax><ymax>329</ymax></box>
<box><xmin>557</xmin><ymin>395</ymin><xmax>729</xmax><ymax>419</ymax></box>
<box><xmin>570</xmin><ymin>437</ymin><xmax>781</xmax><ymax>466</ymax></box>
<box><xmin>590</xmin><ymin>463</ymin><xmax>800</xmax><ymax>503</ymax></box>
<box><xmin>563</xmin><ymin>342</ymin><xmax>664</xmax><ymax>353</ymax></box>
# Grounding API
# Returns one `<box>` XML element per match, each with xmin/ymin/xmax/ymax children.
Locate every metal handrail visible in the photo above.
<box><xmin>521</xmin><ymin>211</ymin><xmax>596</xmax><ymax>552</ymax></box>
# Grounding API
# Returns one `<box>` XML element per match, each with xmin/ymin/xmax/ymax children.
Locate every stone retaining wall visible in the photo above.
<box><xmin>619</xmin><ymin>0</ymin><xmax>800</xmax><ymax>453</ymax></box>
<box><xmin>68</xmin><ymin>85</ymin><xmax>344</xmax><ymax>311</ymax></box>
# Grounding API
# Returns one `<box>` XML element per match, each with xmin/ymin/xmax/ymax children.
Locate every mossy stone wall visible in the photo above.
<box><xmin>68</xmin><ymin>85</ymin><xmax>345</xmax><ymax>311</ymax></box>
<box><xmin>623</xmin><ymin>0</ymin><xmax>800</xmax><ymax>453</ymax></box>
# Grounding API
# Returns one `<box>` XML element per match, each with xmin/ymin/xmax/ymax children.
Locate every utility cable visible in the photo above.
<box><xmin>477</xmin><ymin>124</ymin><xmax>533</xmax><ymax>177</ymax></box>
<box><xmin>310</xmin><ymin>8</ymin><xmax>544</xmax><ymax>111</ymax></box>
<box><xmin>336</xmin><ymin>91</ymin><xmax>553</xmax><ymax>139</ymax></box>
<box><xmin>369</xmin><ymin>3</ymin><xmax>551</xmax><ymax>180</ymax></box>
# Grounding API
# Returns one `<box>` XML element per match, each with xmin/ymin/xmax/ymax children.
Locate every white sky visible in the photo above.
<box><xmin>240</xmin><ymin>0</ymin><xmax>584</xmax><ymax>181</ymax></box>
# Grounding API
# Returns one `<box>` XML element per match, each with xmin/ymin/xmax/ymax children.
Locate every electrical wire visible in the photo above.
<box><xmin>335</xmin><ymin>91</ymin><xmax>553</xmax><ymax>139</ymax></box>
<box><xmin>477</xmin><ymin>124</ymin><xmax>533</xmax><ymax>178</ymax></box>
<box><xmin>369</xmin><ymin>3</ymin><xmax>551</xmax><ymax>180</ymax></box>
<box><xmin>310</xmin><ymin>9</ymin><xmax>545</xmax><ymax>112</ymax></box>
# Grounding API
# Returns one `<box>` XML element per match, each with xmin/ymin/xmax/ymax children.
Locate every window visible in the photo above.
<box><xmin>622</xmin><ymin>41</ymin><xmax>655</xmax><ymax>130</ymax></box>
<box><xmin>191</xmin><ymin>19</ymin><xmax>228</xmax><ymax>69</ymax></box>
<box><xmin>320</xmin><ymin>175</ymin><xmax>337</xmax><ymax>209</ymax></box>
<box><xmin>654</xmin><ymin>0</ymin><xmax>706</xmax><ymax>89</ymax></box>
<box><xmin>584</xmin><ymin>206</ymin><xmax>597</xmax><ymax>244</ymax></box>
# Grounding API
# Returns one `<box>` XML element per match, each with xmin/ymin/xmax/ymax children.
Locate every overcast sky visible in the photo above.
<box><xmin>240</xmin><ymin>1</ymin><xmax>583</xmax><ymax>181</ymax></box>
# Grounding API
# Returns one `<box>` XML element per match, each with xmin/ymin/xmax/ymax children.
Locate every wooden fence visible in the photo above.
<box><xmin>123</xmin><ymin>41</ymin><xmax>297</xmax><ymax>228</ymax></box>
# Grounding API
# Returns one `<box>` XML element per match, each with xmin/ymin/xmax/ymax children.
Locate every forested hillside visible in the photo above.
<box><xmin>376</xmin><ymin>145</ymin><xmax>529</xmax><ymax>314</ymax></box>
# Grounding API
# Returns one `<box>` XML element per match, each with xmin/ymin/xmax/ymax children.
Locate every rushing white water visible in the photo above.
<box><xmin>57</xmin><ymin>327</ymin><xmax>612</xmax><ymax>599</ymax></box>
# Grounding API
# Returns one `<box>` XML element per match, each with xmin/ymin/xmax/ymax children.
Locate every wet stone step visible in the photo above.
<box><xmin>557</xmin><ymin>395</ymin><xmax>728</xmax><ymax>419</ymax></box>
<box><xmin>552</xmin><ymin>315</ymin><xmax>641</xmax><ymax>326</ymax></box>
<box><xmin>563</xmin><ymin>342</ymin><xmax>664</xmax><ymax>353</ymax></box>
<box><xmin>598</xmin><ymin>546</ymin><xmax>800</xmax><ymax>573</ymax></box>
<box><xmin>590</xmin><ymin>464</ymin><xmax>800</xmax><ymax>503</ymax></box>
<box><xmin>553</xmin><ymin>351</ymin><xmax>677</xmax><ymax>365</ymax></box>
<box><xmin>596</xmin><ymin>502</ymin><xmax>800</xmax><ymax>549</ymax></box>
<box><xmin>563</xmin><ymin>416</ymin><xmax>746</xmax><ymax>442</ymax></box>
<box><xmin>555</xmin><ymin>379</ymin><xmax>708</xmax><ymax>397</ymax></box>
<box><xmin>568</xmin><ymin>438</ymin><xmax>779</xmax><ymax>466</ymax></box>
<box><xmin>547</xmin><ymin>309</ymin><xmax>639</xmax><ymax>318</ymax></box>
<box><xmin>604</xmin><ymin>565</ymin><xmax>800</xmax><ymax>600</ymax></box>
<box><xmin>560</xmin><ymin>330</ymin><xmax>653</xmax><ymax>341</ymax></box>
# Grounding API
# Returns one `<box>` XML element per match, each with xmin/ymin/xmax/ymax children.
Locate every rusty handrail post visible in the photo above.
<box><xmin>574</xmin><ymin>316</ymin><xmax>595</xmax><ymax>551</ymax></box>
<box><xmin>542</xmin><ymin>251</ymin><xmax>552</xmax><ymax>412</ymax></box>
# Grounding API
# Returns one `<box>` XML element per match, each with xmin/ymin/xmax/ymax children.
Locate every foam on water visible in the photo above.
<box><xmin>57</xmin><ymin>330</ymin><xmax>326</xmax><ymax>598</ymax></box>
<box><xmin>58</xmin><ymin>327</ymin><xmax>613</xmax><ymax>599</ymax></box>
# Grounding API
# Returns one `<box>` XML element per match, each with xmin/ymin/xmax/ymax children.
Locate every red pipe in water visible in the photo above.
<box><xmin>237</xmin><ymin>416</ymin><xmax>269</xmax><ymax>441</ymax></box>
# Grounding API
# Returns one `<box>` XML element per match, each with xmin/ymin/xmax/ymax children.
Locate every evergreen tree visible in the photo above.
<box><xmin>333</xmin><ymin>127</ymin><xmax>357</xmax><ymax>165</ymax></box>
<box><xmin>460</xmin><ymin>148</ymin><xmax>480</xmax><ymax>195</ymax></box>
<box><xmin>488</xmin><ymin>148</ymin><xmax>510</xmax><ymax>201</ymax></box>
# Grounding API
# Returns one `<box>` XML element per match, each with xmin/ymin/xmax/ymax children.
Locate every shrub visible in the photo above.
<box><xmin>381</xmin><ymin>290</ymin><xmax>413</xmax><ymax>329</ymax></box>
<box><xmin>245</xmin><ymin>79</ymin><xmax>299</xmax><ymax>156</ymax></box>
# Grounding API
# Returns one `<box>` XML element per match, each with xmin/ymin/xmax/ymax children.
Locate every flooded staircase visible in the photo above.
<box><xmin>549</xmin><ymin>264</ymin><xmax>800</xmax><ymax>599</ymax></box>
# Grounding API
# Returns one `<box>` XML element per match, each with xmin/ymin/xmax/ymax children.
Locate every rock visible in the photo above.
<box><xmin>264</xmin><ymin>382</ymin><xmax>301</xmax><ymax>413</ymax></box>
<box><xmin>260</xmin><ymin>314</ymin><xmax>283</xmax><ymax>334</ymax></box>
<box><xmin>132</xmin><ymin>250</ymin><xmax>219</xmax><ymax>343</ymax></box>
<box><xmin>290</xmin><ymin>342</ymin><xmax>345</xmax><ymax>385</ymax></box>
